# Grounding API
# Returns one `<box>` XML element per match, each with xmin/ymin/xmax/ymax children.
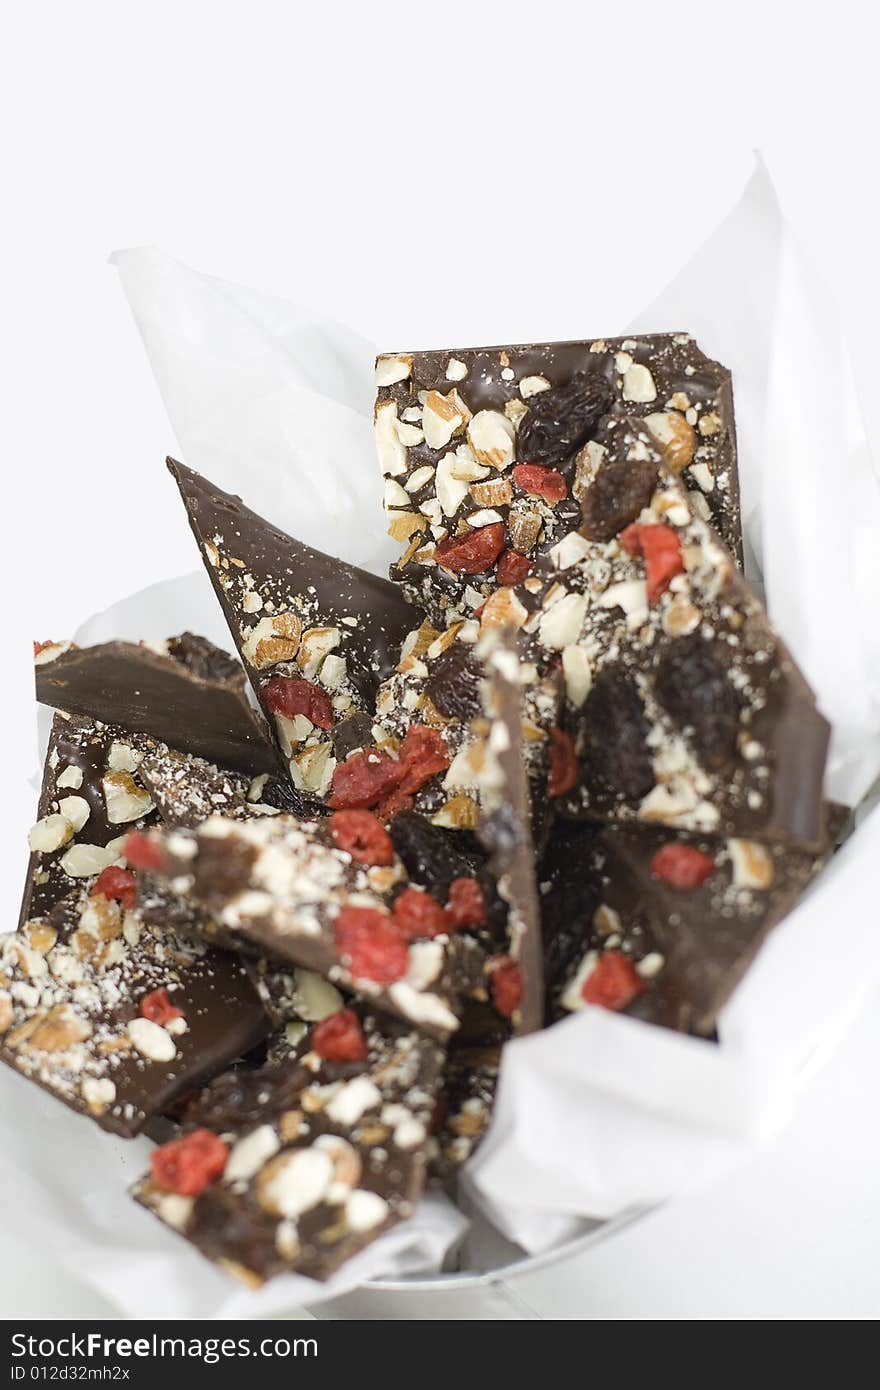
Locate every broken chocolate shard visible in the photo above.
<box><xmin>375</xmin><ymin>333</ymin><xmax>741</xmax><ymax>622</ymax></box>
<box><xmin>133</xmin><ymin>1009</ymin><xmax>444</xmax><ymax>1284</ymax></box>
<box><xmin>166</xmin><ymin>458</ymin><xmax>420</xmax><ymax>802</ymax></box>
<box><xmin>128</xmin><ymin>813</ymin><xmax>488</xmax><ymax>1039</ymax></box>
<box><xmin>35</xmin><ymin>633</ymin><xmax>280</xmax><ymax>776</ymax></box>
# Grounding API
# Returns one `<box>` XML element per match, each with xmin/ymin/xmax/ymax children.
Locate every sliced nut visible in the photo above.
<box><xmin>15</xmin><ymin>1005</ymin><xmax>91</xmax><ymax>1053</ymax></box>
<box><xmin>242</xmin><ymin>611</ymin><xmax>302</xmax><ymax>669</ymax></box>
<box><xmin>431</xmin><ymin>794</ymin><xmax>480</xmax><ymax>829</ymax></box>
<box><xmin>662</xmin><ymin>596</ymin><xmax>702</xmax><ymax>638</ymax></box>
<box><xmin>480</xmin><ymin>587</ymin><xmax>528</xmax><ymax>631</ymax></box>
<box><xmin>314</xmin><ymin>1134</ymin><xmax>362</xmax><ymax>1193</ymax></box>
<box><xmin>375</xmin><ymin>398</ymin><xmax>408</xmax><ymax>476</ymax></box>
<box><xmin>383</xmin><ymin>477</ymin><xmax>411</xmax><ymax>510</ymax></box>
<box><xmin>28</xmin><ymin>813</ymin><xmax>74</xmax><ymax>854</ymax></box>
<box><xmin>0</xmin><ymin>992</ymin><xmax>13</xmax><ymax>1034</ymax></box>
<box><xmin>504</xmin><ymin>398</ymin><xmax>529</xmax><ymax>428</ymax></box>
<box><xmin>423</xmin><ymin>389</ymin><xmax>468</xmax><ymax>450</ymax></box>
<box><xmin>296</xmin><ymin>625</ymin><xmax>341</xmax><ymax>679</ymax></box>
<box><xmin>24</xmin><ymin>921</ymin><xmax>57</xmax><ymax>955</ymax></box>
<box><xmin>387</xmin><ymin>511</ymin><xmax>427</xmax><ymax>543</ymax></box>
<box><xmin>102</xmin><ymin>772</ymin><xmax>154</xmax><ymax>825</ymax></box>
<box><xmin>241</xmin><ymin>589</ymin><xmax>263</xmax><ymax>614</ymax></box>
<box><xmin>698</xmin><ymin>411</ymin><xmax>721</xmax><ymax>437</ymax></box>
<box><xmin>728</xmin><ymin>839</ymin><xmax>774</xmax><ymax>890</ymax></box>
<box><xmin>644</xmin><ymin>412</ymin><xmax>696</xmax><ymax>472</ymax></box>
<box><xmin>255</xmin><ymin>1146</ymin><xmax>334</xmax><ymax>1217</ymax></box>
<box><xmin>57</xmin><ymin>796</ymin><xmax>90</xmax><ymax>833</ymax></box>
<box><xmin>56</xmin><ymin>766</ymin><xmax>84</xmax><ymax>790</ymax></box>
<box><xmin>593</xmin><ymin>904</ymin><xmax>622</xmax><ymax>937</ymax></box>
<box><xmin>345</xmin><ymin>1188</ymin><xmax>390</xmax><ymax>1232</ymax></box>
<box><xmin>561</xmin><ymin>644</ymin><xmax>592</xmax><ymax>706</ymax></box>
<box><xmin>127</xmin><ymin>1016</ymin><xmax>176</xmax><ymax>1062</ymax></box>
<box><xmin>549</xmin><ymin>531</ymin><xmax>591</xmax><ymax>571</ymax></box>
<box><xmin>539</xmin><ymin>591</ymin><xmax>588</xmax><ymax>650</ymax></box>
<box><xmin>466</xmin><ymin>410</ymin><xmax>515</xmax><ymax>470</ymax></box>
<box><xmin>225</xmin><ymin>1124</ymin><xmax>281</xmax><ymax>1183</ymax></box>
<box><xmin>375</xmin><ymin>353</ymin><xmax>412</xmax><ymax>387</ymax></box>
<box><xmin>279</xmin><ymin>1109</ymin><xmax>305</xmax><ymax>1143</ymax></box>
<box><xmin>82</xmin><ymin>1077</ymin><xmax>116</xmax><ymax>1115</ymax></box>
<box><xmin>107</xmin><ymin>742</ymin><xmax>143</xmax><ymax>773</ymax></box>
<box><xmin>445</xmin><ymin>357</ymin><xmax>468</xmax><ymax>381</ymax></box>
<box><xmin>519</xmin><ymin>375</ymin><xmax>551</xmax><ymax>398</ymax></box>
<box><xmin>622</xmin><ymin>363</ymin><xmax>657</xmax><ymax>403</ymax></box>
<box><xmin>469</xmin><ymin>477</ymin><xmax>513</xmax><ymax>508</ymax></box>
<box><xmin>435</xmin><ymin>452</ymin><xmax>471</xmax><ymax>517</ymax></box>
<box><xmin>507</xmin><ymin>508</ymin><xmax>542</xmax><ymax>554</ymax></box>
<box><xmin>405</xmin><ymin>464</ymin><xmax>435</xmax><ymax>492</ymax></box>
<box><xmin>59</xmin><ymin>842</ymin><xmax>120</xmax><ymax>878</ymax></box>
<box><xmin>598</xmin><ymin>579</ymin><xmax>649</xmax><ymax>630</ymax></box>
<box><xmin>292</xmin><ymin>968</ymin><xmax>344</xmax><ymax>1022</ymax></box>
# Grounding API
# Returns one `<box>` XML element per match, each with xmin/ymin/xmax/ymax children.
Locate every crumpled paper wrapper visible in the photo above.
<box><xmin>7</xmin><ymin>161</ymin><xmax>880</xmax><ymax>1312</ymax></box>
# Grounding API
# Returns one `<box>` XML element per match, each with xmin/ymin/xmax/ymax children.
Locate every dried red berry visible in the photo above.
<box><xmin>328</xmin><ymin>810</ymin><xmax>394</xmax><ymax>866</ymax></box>
<box><xmin>624</xmin><ymin>523</ymin><xmax>684</xmax><ymax>602</ymax></box>
<box><xmin>548</xmin><ymin>728</ymin><xmax>579</xmax><ymax>798</ymax></box>
<box><xmin>496</xmin><ymin>549</ymin><xmax>532</xmax><ymax>587</ymax></box>
<box><xmin>392</xmin><ymin>886</ymin><xmax>451</xmax><ymax>939</ymax></box>
<box><xmin>311</xmin><ymin>1008</ymin><xmax>368</xmax><ymax>1063</ymax></box>
<box><xmin>373</xmin><ymin>788</ymin><xmax>415</xmax><ymax>823</ymax></box>
<box><xmin>329</xmin><ymin>749</ymin><xmax>405</xmax><ymax>810</ymax></box>
<box><xmin>435</xmin><ymin>522</ymin><xmax>506</xmax><ymax>575</ymax></box>
<box><xmin>446</xmin><ymin>876</ymin><xmax>487</xmax><ymax>930</ymax></box>
<box><xmin>650</xmin><ymin>842</ymin><xmax>716</xmax><ymax>889</ymax></box>
<box><xmin>396</xmin><ymin>724</ymin><xmax>450</xmax><ymax>794</ymax></box>
<box><xmin>512</xmin><ymin>463</ymin><xmax>568</xmax><ymax>503</ymax></box>
<box><xmin>121</xmin><ymin>832</ymin><xmax>164</xmax><ymax>872</ymax></box>
<box><xmin>491</xmin><ymin>957</ymin><xmax>523</xmax><ymax>1018</ymax></box>
<box><xmin>150</xmin><ymin>1129</ymin><xmax>228</xmax><ymax>1196</ymax></box>
<box><xmin>261</xmin><ymin>675</ymin><xmax>334</xmax><ymax>731</ymax></box>
<box><xmin>140</xmin><ymin>987</ymin><xmax>183</xmax><ymax>1026</ymax></box>
<box><xmin>33</xmin><ymin>640</ymin><xmax>56</xmax><ymax>657</ymax></box>
<box><xmin>581</xmin><ymin>952</ymin><xmax>646</xmax><ymax>1011</ymax></box>
<box><xmin>334</xmin><ymin>905</ymin><xmax>409</xmax><ymax>983</ymax></box>
<box><xmin>90</xmin><ymin>866</ymin><xmax>137</xmax><ymax>910</ymax></box>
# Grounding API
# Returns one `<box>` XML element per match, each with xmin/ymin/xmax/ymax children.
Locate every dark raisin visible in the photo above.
<box><xmin>653</xmin><ymin>638</ymin><xmax>740</xmax><ymax>770</ymax></box>
<box><xmin>538</xmin><ymin>822</ymin><xmax>605</xmax><ymax>1001</ymax></box>
<box><xmin>581</xmin><ymin>458</ymin><xmax>658</xmax><ymax>541</ymax></box>
<box><xmin>518</xmin><ymin>372</ymin><xmax>614</xmax><ymax>469</ymax></box>
<box><xmin>424</xmin><ymin>642</ymin><xmax>482</xmax><ymax>722</ymax></box>
<box><xmin>582</xmin><ymin>666</ymin><xmax>655</xmax><ymax>800</ymax></box>
<box><xmin>389</xmin><ymin>810</ymin><xmax>504</xmax><ymax>936</ymax></box>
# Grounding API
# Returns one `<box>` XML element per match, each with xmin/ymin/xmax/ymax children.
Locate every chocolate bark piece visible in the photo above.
<box><xmin>20</xmin><ymin>712</ymin><xmax>161</xmax><ymax>929</ymax></box>
<box><xmin>1</xmin><ymin>885</ymin><xmax>269</xmax><ymax>1137</ymax></box>
<box><xmin>429</xmin><ymin>1041</ymin><xmax>501</xmax><ymax>1185</ymax></box>
<box><xmin>129</xmin><ymin>815</ymin><xmax>487</xmax><ymax>1039</ymax></box>
<box><xmin>137</xmin><ymin>743</ymin><xmax>300</xmax><ymax>827</ymax></box>
<box><xmin>375</xmin><ymin>333</ymin><xmax>740</xmax><ymax>621</ymax></box>
<box><xmin>35</xmin><ymin>633</ymin><xmax>280</xmax><ymax>775</ymax></box>
<box><xmin>542</xmin><ymin>821</ymin><xmax>832</xmax><ymax>1035</ymax></box>
<box><xmin>528</xmin><ymin>416</ymin><xmax>829</xmax><ymax>848</ymax></box>
<box><xmin>132</xmin><ymin>1011</ymin><xmax>444</xmax><ymax>1284</ymax></box>
<box><xmin>167</xmin><ymin>458</ymin><xmax>419</xmax><ymax>803</ymax></box>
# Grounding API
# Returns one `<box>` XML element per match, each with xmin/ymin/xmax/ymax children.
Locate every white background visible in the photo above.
<box><xmin>2</xmin><ymin>1</ymin><xmax>880</xmax><ymax>1319</ymax></box>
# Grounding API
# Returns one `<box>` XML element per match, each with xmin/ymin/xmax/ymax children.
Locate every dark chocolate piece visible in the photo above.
<box><xmin>133</xmin><ymin>1011</ymin><xmax>444</xmax><ymax>1284</ymax></box>
<box><xmin>527</xmin><ymin>417</ymin><xmax>829</xmax><ymax>848</ymax></box>
<box><xmin>129</xmin><ymin>814</ymin><xmax>488</xmax><ymax>1039</ymax></box>
<box><xmin>375</xmin><ymin>333</ymin><xmax>741</xmax><ymax>622</ymax></box>
<box><xmin>2</xmin><ymin>883</ymin><xmax>269</xmax><ymax>1137</ymax></box>
<box><xmin>167</xmin><ymin>458</ymin><xmax>419</xmax><ymax>802</ymax></box>
<box><xmin>35</xmin><ymin>633</ymin><xmax>280</xmax><ymax>775</ymax></box>
<box><xmin>429</xmin><ymin>1041</ymin><xmax>501</xmax><ymax>1185</ymax></box>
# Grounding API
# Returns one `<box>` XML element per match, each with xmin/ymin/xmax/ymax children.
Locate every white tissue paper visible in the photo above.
<box><xmin>8</xmin><ymin>160</ymin><xmax>880</xmax><ymax>1312</ymax></box>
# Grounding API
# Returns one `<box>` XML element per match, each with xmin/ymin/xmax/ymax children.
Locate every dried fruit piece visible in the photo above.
<box><xmin>496</xmin><ymin>550</ymin><xmax>532</xmax><ymax>587</ymax></box>
<box><xmin>122</xmin><ymin>831</ymin><xmax>165</xmax><ymax>871</ymax></box>
<box><xmin>653</xmin><ymin>638</ymin><xmax>740</xmax><ymax>770</ymax></box>
<box><xmin>140</xmin><ymin>988</ymin><xmax>184</xmax><ymax>1026</ymax></box>
<box><xmin>328</xmin><ymin>810</ymin><xmax>394</xmax><ymax>866</ymax></box>
<box><xmin>311</xmin><ymin>1009</ymin><xmax>368</xmax><ymax>1063</ymax></box>
<box><xmin>395</xmin><ymin>724</ymin><xmax>450</xmax><ymax>795</ymax></box>
<box><xmin>582</xmin><ymin>667</ymin><xmax>654</xmax><ymax>800</ymax></box>
<box><xmin>334</xmin><ymin>906</ymin><xmax>408</xmax><ymax>983</ymax></box>
<box><xmin>90</xmin><ymin>866</ymin><xmax>137</xmax><ymax>910</ymax></box>
<box><xmin>151</xmin><ymin>1129</ymin><xmax>229</xmax><ymax>1196</ymax></box>
<box><xmin>262</xmin><ymin>675</ymin><xmax>335</xmax><ymax>730</ymax></box>
<box><xmin>391</xmin><ymin>886</ymin><xmax>451</xmax><ymax>940</ymax></box>
<box><xmin>548</xmin><ymin>728</ymin><xmax>579</xmax><ymax>798</ymax></box>
<box><xmin>424</xmin><ymin>643</ymin><xmax>482</xmax><ymax>722</ymax></box>
<box><xmin>650</xmin><ymin>842</ymin><xmax>716</xmax><ymax>889</ymax></box>
<box><xmin>581</xmin><ymin>952</ymin><xmax>646</xmax><ymax>1010</ymax></box>
<box><xmin>435</xmin><ymin>522</ymin><xmax>506</xmax><ymax>575</ymax></box>
<box><xmin>518</xmin><ymin>372</ymin><xmax>613</xmax><ymax>469</ymax></box>
<box><xmin>490</xmin><ymin>957</ymin><xmax>523</xmax><ymax>1019</ymax></box>
<box><xmin>619</xmin><ymin>523</ymin><xmax>684</xmax><ymax>602</ymax></box>
<box><xmin>329</xmin><ymin>750</ymin><xmax>404</xmax><ymax>810</ymax></box>
<box><xmin>512</xmin><ymin>463</ymin><xmax>568</xmax><ymax>503</ymax></box>
<box><xmin>446</xmin><ymin>877</ymin><xmax>486</xmax><ymax>930</ymax></box>
<box><xmin>581</xmin><ymin>458</ymin><xmax>658</xmax><ymax>542</ymax></box>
